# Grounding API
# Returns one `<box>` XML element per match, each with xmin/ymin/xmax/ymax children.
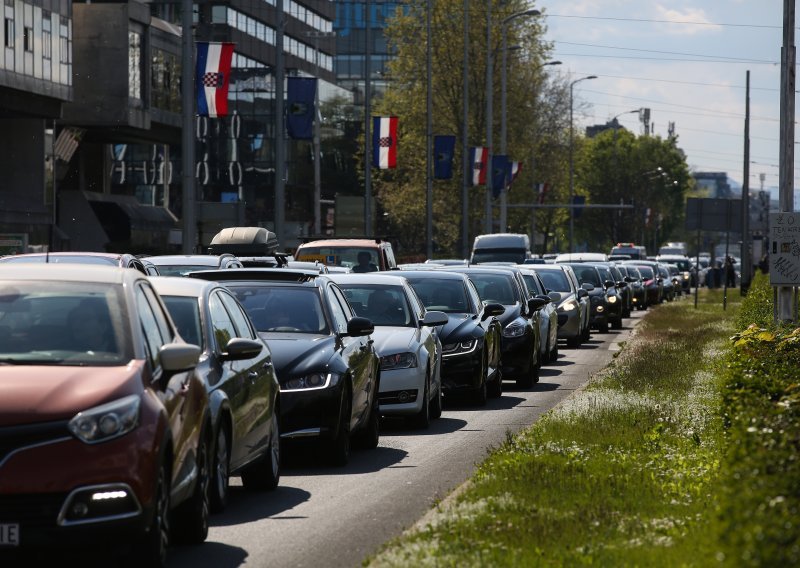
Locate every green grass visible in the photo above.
<box><xmin>366</xmin><ymin>292</ymin><xmax>738</xmax><ymax>567</ymax></box>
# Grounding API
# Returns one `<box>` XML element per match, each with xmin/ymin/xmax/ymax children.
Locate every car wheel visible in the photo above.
<box><xmin>210</xmin><ymin>423</ymin><xmax>230</xmax><ymax>513</ymax></box>
<box><xmin>357</xmin><ymin>385</ymin><xmax>381</xmax><ymax>448</ymax></box>
<box><xmin>241</xmin><ymin>411</ymin><xmax>281</xmax><ymax>491</ymax></box>
<box><xmin>328</xmin><ymin>385</ymin><xmax>352</xmax><ymax>466</ymax></box>
<box><xmin>567</xmin><ymin>334</ymin><xmax>580</xmax><ymax>348</ymax></box>
<box><xmin>542</xmin><ymin>336</ymin><xmax>551</xmax><ymax>364</ymax></box>
<box><xmin>487</xmin><ymin>352</ymin><xmax>503</xmax><ymax>399</ymax></box>
<box><xmin>172</xmin><ymin>428</ymin><xmax>210</xmax><ymax>544</ymax></box>
<box><xmin>599</xmin><ymin>321</ymin><xmax>609</xmax><ymax>333</ymax></box>
<box><xmin>549</xmin><ymin>340</ymin><xmax>558</xmax><ymax>361</ymax></box>
<box><xmin>411</xmin><ymin>372</ymin><xmax>431</xmax><ymax>429</ymax></box>
<box><xmin>612</xmin><ymin>317</ymin><xmax>623</xmax><ymax>330</ymax></box>
<box><xmin>430</xmin><ymin>375</ymin><xmax>443</xmax><ymax>419</ymax></box>
<box><xmin>473</xmin><ymin>353</ymin><xmax>488</xmax><ymax>406</ymax></box>
<box><xmin>134</xmin><ymin>459</ymin><xmax>170</xmax><ymax>568</ymax></box>
<box><xmin>516</xmin><ymin>349</ymin><xmax>537</xmax><ymax>388</ymax></box>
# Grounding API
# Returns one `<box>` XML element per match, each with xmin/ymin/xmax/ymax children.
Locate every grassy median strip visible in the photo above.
<box><xmin>367</xmin><ymin>291</ymin><xmax>738</xmax><ymax>567</ymax></box>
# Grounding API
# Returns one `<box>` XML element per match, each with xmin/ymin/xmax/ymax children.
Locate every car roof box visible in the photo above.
<box><xmin>208</xmin><ymin>227</ymin><xmax>279</xmax><ymax>256</ymax></box>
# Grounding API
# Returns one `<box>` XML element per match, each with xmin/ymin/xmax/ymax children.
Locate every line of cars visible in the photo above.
<box><xmin>0</xmin><ymin>231</ymin><xmax>674</xmax><ymax>563</ymax></box>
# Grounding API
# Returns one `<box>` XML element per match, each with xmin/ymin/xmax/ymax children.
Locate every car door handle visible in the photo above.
<box><xmin>248</xmin><ymin>371</ymin><xmax>259</xmax><ymax>379</ymax></box>
<box><xmin>262</xmin><ymin>361</ymin><xmax>273</xmax><ymax>369</ymax></box>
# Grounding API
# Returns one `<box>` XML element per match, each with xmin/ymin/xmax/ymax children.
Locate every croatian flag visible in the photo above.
<box><xmin>196</xmin><ymin>42</ymin><xmax>235</xmax><ymax>118</ymax></box>
<box><xmin>507</xmin><ymin>161</ymin><xmax>522</xmax><ymax>187</ymax></box>
<box><xmin>373</xmin><ymin>116</ymin><xmax>398</xmax><ymax>169</ymax></box>
<box><xmin>469</xmin><ymin>146</ymin><xmax>488</xmax><ymax>186</ymax></box>
<box><xmin>536</xmin><ymin>182</ymin><xmax>549</xmax><ymax>204</ymax></box>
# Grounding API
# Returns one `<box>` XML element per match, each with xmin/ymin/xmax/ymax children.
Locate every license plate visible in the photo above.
<box><xmin>0</xmin><ymin>523</ymin><xmax>20</xmax><ymax>546</ymax></box>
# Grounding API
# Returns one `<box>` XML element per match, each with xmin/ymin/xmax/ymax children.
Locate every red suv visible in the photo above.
<box><xmin>0</xmin><ymin>264</ymin><xmax>209</xmax><ymax>566</ymax></box>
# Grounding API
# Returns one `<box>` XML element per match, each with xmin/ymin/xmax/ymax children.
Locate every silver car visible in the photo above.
<box><xmin>528</xmin><ymin>264</ymin><xmax>591</xmax><ymax>348</ymax></box>
<box><xmin>330</xmin><ymin>274</ymin><xmax>448</xmax><ymax>429</ymax></box>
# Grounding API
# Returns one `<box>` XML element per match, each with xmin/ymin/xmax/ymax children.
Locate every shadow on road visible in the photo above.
<box><xmin>380</xmin><ymin>415</ymin><xmax>469</xmax><ymax>436</ymax></box>
<box><xmin>503</xmin><ymin>381</ymin><xmax>560</xmax><ymax>394</ymax></box>
<box><xmin>169</xmin><ymin>542</ymin><xmax>249</xmax><ymax>568</ymax></box>
<box><xmin>212</xmin><ymin>485</ymin><xmax>312</xmax><ymax>526</ymax></box>
<box><xmin>281</xmin><ymin>444</ymin><xmax>409</xmax><ymax>475</ymax></box>
<box><xmin>442</xmin><ymin>393</ymin><xmax>524</xmax><ymax>412</ymax></box>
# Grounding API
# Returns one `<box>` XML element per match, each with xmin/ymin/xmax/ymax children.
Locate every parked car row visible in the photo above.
<box><xmin>0</xmin><ymin>231</ymin><xmax>679</xmax><ymax>563</ymax></box>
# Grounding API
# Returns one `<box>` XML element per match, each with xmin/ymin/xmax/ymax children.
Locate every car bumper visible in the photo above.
<box><xmin>279</xmin><ymin>383</ymin><xmax>344</xmax><ymax>439</ymax></box>
<box><xmin>557</xmin><ymin>311</ymin><xmax>581</xmax><ymax>339</ymax></box>
<box><xmin>500</xmin><ymin>332</ymin><xmax>534</xmax><ymax>378</ymax></box>
<box><xmin>377</xmin><ymin>367</ymin><xmax>423</xmax><ymax>416</ymax></box>
<box><xmin>440</xmin><ymin>349</ymin><xmax>483</xmax><ymax>393</ymax></box>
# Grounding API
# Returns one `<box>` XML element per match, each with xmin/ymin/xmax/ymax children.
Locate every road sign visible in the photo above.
<box><xmin>769</xmin><ymin>212</ymin><xmax>800</xmax><ymax>285</ymax></box>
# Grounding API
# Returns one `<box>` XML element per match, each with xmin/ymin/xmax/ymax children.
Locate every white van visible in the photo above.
<box><xmin>470</xmin><ymin>233</ymin><xmax>532</xmax><ymax>264</ymax></box>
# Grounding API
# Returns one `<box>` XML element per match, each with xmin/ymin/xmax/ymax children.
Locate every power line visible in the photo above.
<box><xmin>555</xmin><ymin>52</ymin><xmax>778</xmax><ymax>65</ymax></box>
<box><xmin>547</xmin><ymin>13</ymin><xmax>781</xmax><ymax>30</ymax></box>
<box><xmin>574</xmin><ymin>72</ymin><xmax>779</xmax><ymax>92</ymax></box>
<box><xmin>557</xmin><ymin>41</ymin><xmax>777</xmax><ymax>64</ymax></box>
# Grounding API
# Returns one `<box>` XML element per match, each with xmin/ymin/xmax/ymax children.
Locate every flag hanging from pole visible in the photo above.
<box><xmin>433</xmin><ymin>135</ymin><xmax>456</xmax><ymax>179</ymax></box>
<box><xmin>196</xmin><ymin>42</ymin><xmax>235</xmax><ymax>117</ymax></box>
<box><xmin>506</xmin><ymin>161</ymin><xmax>522</xmax><ymax>189</ymax></box>
<box><xmin>286</xmin><ymin>77</ymin><xmax>317</xmax><ymax>139</ymax></box>
<box><xmin>536</xmin><ymin>182</ymin><xmax>549</xmax><ymax>204</ymax></box>
<box><xmin>491</xmin><ymin>155</ymin><xmax>509</xmax><ymax>198</ymax></box>
<box><xmin>372</xmin><ymin>116</ymin><xmax>398</xmax><ymax>169</ymax></box>
<box><xmin>469</xmin><ymin>146</ymin><xmax>488</xmax><ymax>186</ymax></box>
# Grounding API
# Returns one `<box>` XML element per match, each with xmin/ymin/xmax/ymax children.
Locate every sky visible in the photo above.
<box><xmin>541</xmin><ymin>1</ymin><xmax>789</xmax><ymax>198</ymax></box>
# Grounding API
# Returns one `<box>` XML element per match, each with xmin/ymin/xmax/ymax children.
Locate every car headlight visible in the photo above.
<box><xmin>502</xmin><ymin>320</ymin><xmax>526</xmax><ymax>338</ymax></box>
<box><xmin>442</xmin><ymin>339</ymin><xmax>477</xmax><ymax>355</ymax></box>
<box><xmin>558</xmin><ymin>300</ymin><xmax>577</xmax><ymax>312</ymax></box>
<box><xmin>596</xmin><ymin>305</ymin><xmax>605</xmax><ymax>313</ymax></box>
<box><xmin>68</xmin><ymin>395</ymin><xmax>140</xmax><ymax>444</ymax></box>
<box><xmin>380</xmin><ymin>352</ymin><xmax>418</xmax><ymax>370</ymax></box>
<box><xmin>683</xmin><ymin>271</ymin><xmax>690</xmax><ymax>279</ymax></box>
<box><xmin>284</xmin><ymin>372</ymin><xmax>338</xmax><ymax>391</ymax></box>
<box><xmin>607</xmin><ymin>295</ymin><xmax>617</xmax><ymax>304</ymax></box>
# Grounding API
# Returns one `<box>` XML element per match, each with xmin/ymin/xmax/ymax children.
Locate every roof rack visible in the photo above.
<box><xmin>188</xmin><ymin>268</ymin><xmax>319</xmax><ymax>283</ymax></box>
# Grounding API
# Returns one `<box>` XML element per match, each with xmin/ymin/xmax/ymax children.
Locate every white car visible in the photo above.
<box><xmin>329</xmin><ymin>274</ymin><xmax>448</xmax><ymax>429</ymax></box>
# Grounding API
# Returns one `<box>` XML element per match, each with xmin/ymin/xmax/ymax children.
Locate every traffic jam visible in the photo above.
<box><xmin>0</xmin><ymin>228</ymin><xmax>690</xmax><ymax>565</ymax></box>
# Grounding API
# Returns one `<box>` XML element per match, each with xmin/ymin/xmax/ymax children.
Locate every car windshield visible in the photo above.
<box><xmin>472</xmin><ymin>249</ymin><xmax>527</xmax><ymax>264</ymax></box>
<box><xmin>339</xmin><ymin>284</ymin><xmax>413</xmax><ymax>327</ymax></box>
<box><xmin>467</xmin><ymin>274</ymin><xmax>518</xmax><ymax>305</ymax></box>
<box><xmin>161</xmin><ymin>296</ymin><xmax>204</xmax><ymax>349</ymax></box>
<box><xmin>0</xmin><ymin>281</ymin><xmax>127</xmax><ymax>364</ymax></box>
<box><xmin>521</xmin><ymin>274</ymin><xmax>543</xmax><ymax>295</ymax></box>
<box><xmin>573</xmin><ymin>266</ymin><xmax>602</xmax><ymax>287</ymax></box>
<box><xmin>153</xmin><ymin>264</ymin><xmax>215</xmax><ymax>277</ymax></box>
<box><xmin>536</xmin><ymin>270</ymin><xmax>570</xmax><ymax>292</ymax></box>
<box><xmin>405</xmin><ymin>278</ymin><xmax>471</xmax><ymax>313</ymax></box>
<box><xmin>230</xmin><ymin>285</ymin><xmax>329</xmax><ymax>334</ymax></box>
<box><xmin>0</xmin><ymin>255</ymin><xmax>117</xmax><ymax>266</ymax></box>
<box><xmin>636</xmin><ymin>266</ymin><xmax>655</xmax><ymax>279</ymax></box>
<box><xmin>295</xmin><ymin>246</ymin><xmax>378</xmax><ymax>272</ymax></box>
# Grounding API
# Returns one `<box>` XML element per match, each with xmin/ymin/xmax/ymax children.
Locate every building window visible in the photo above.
<box><xmin>23</xmin><ymin>25</ymin><xmax>32</xmax><ymax>52</ymax></box>
<box><xmin>4</xmin><ymin>18</ymin><xmax>12</xmax><ymax>48</ymax></box>
<box><xmin>129</xmin><ymin>31</ymin><xmax>142</xmax><ymax>100</ymax></box>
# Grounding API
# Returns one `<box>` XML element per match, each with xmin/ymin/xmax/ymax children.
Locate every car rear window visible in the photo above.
<box><xmin>465</xmin><ymin>274</ymin><xmax>518</xmax><ymax>305</ymax></box>
<box><xmin>405</xmin><ymin>278</ymin><xmax>471</xmax><ymax>313</ymax></box>
<box><xmin>339</xmin><ymin>284</ymin><xmax>413</xmax><ymax>327</ymax></box>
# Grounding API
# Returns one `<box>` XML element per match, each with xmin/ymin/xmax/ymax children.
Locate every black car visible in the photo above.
<box><xmin>151</xmin><ymin>277</ymin><xmax>282</xmax><ymax>512</ymax></box>
<box><xmin>616</xmin><ymin>264</ymin><xmax>647</xmax><ymax>311</ymax></box>
<box><xmin>387</xmin><ymin>270</ymin><xmax>504</xmax><ymax>404</ymax></box>
<box><xmin>562</xmin><ymin>263</ymin><xmax>616</xmax><ymax>333</ymax></box>
<box><xmin>190</xmin><ymin>269</ymin><xmax>380</xmax><ymax>466</ymax></box>
<box><xmin>445</xmin><ymin>267</ymin><xmax>547</xmax><ymax>388</ymax></box>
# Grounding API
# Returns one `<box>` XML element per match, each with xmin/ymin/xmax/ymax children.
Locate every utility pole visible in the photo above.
<box><xmin>460</xmin><ymin>0</ymin><xmax>469</xmax><ymax>257</ymax></box>
<box><xmin>741</xmin><ymin>70</ymin><xmax>751</xmax><ymax>294</ymax></box>
<box><xmin>275</xmin><ymin>0</ymin><xmax>286</xmax><ymax>246</ymax></box>
<box><xmin>180</xmin><ymin>0</ymin><xmax>196</xmax><ymax>253</ymax></box>
<box><xmin>778</xmin><ymin>0</ymin><xmax>795</xmax><ymax>322</ymax></box>
<box><xmin>484</xmin><ymin>0</ymin><xmax>493</xmax><ymax>234</ymax></box>
<box><xmin>426</xmin><ymin>0</ymin><xmax>433</xmax><ymax>258</ymax></box>
<box><xmin>364</xmin><ymin>0</ymin><xmax>373</xmax><ymax>237</ymax></box>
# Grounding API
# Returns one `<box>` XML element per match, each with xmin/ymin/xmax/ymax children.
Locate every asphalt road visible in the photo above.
<box><xmin>169</xmin><ymin>312</ymin><xmax>642</xmax><ymax>568</ymax></box>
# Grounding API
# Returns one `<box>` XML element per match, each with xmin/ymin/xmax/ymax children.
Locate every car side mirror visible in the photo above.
<box><xmin>603</xmin><ymin>280</ymin><xmax>615</xmax><ymax>289</ymax></box>
<box><xmin>625</xmin><ymin>276</ymin><xmax>635</xmax><ymax>283</ymax></box>
<box><xmin>528</xmin><ymin>297</ymin><xmax>547</xmax><ymax>312</ymax></box>
<box><xmin>578</xmin><ymin>288</ymin><xmax>589</xmax><ymax>299</ymax></box>
<box><xmin>582</xmin><ymin>283</ymin><xmax>595</xmax><ymax>292</ymax></box>
<box><xmin>221</xmin><ymin>337</ymin><xmax>264</xmax><ymax>361</ymax></box>
<box><xmin>616</xmin><ymin>280</ymin><xmax>627</xmax><ymax>288</ymax></box>
<box><xmin>159</xmin><ymin>342</ymin><xmax>201</xmax><ymax>374</ymax></box>
<box><xmin>548</xmin><ymin>291</ymin><xmax>561</xmax><ymax>303</ymax></box>
<box><xmin>656</xmin><ymin>277</ymin><xmax>663</xmax><ymax>284</ymax></box>
<box><xmin>421</xmin><ymin>310</ymin><xmax>448</xmax><ymax>327</ymax></box>
<box><xmin>481</xmin><ymin>302</ymin><xmax>505</xmax><ymax>320</ymax></box>
<box><xmin>344</xmin><ymin>316</ymin><xmax>374</xmax><ymax>337</ymax></box>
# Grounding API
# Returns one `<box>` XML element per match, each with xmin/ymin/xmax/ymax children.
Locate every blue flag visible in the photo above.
<box><xmin>491</xmin><ymin>155</ymin><xmax>509</xmax><ymax>198</ymax></box>
<box><xmin>286</xmin><ymin>77</ymin><xmax>317</xmax><ymax>139</ymax></box>
<box><xmin>433</xmin><ymin>135</ymin><xmax>456</xmax><ymax>179</ymax></box>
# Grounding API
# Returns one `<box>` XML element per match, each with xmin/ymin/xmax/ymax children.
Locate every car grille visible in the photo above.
<box><xmin>0</xmin><ymin>419</ymin><xmax>71</xmax><ymax>466</ymax></box>
<box><xmin>0</xmin><ymin>493</ymin><xmax>66</xmax><ymax>527</ymax></box>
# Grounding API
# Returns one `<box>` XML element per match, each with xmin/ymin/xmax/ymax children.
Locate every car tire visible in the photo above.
<box><xmin>411</xmin><ymin>372</ymin><xmax>431</xmax><ymax>429</ymax></box>
<box><xmin>172</xmin><ymin>428</ymin><xmax>210</xmax><ymax>545</ymax></box>
<box><xmin>516</xmin><ymin>349</ymin><xmax>538</xmax><ymax>388</ymax></box>
<box><xmin>133</xmin><ymin>459</ymin><xmax>171</xmax><ymax>568</ymax></box>
<box><xmin>549</xmin><ymin>340</ymin><xmax>558</xmax><ymax>362</ymax></box>
<box><xmin>430</xmin><ymin>378</ymin><xmax>443</xmax><ymax>419</ymax></box>
<box><xmin>567</xmin><ymin>334</ymin><xmax>581</xmax><ymax>348</ymax></box>
<box><xmin>210</xmin><ymin>423</ymin><xmax>230</xmax><ymax>513</ymax></box>
<box><xmin>612</xmin><ymin>317</ymin><xmax>623</xmax><ymax>330</ymax></box>
<box><xmin>328</xmin><ymin>385</ymin><xmax>352</xmax><ymax>466</ymax></box>
<box><xmin>599</xmin><ymin>321</ymin><xmax>609</xmax><ymax>333</ymax></box>
<box><xmin>241</xmin><ymin>411</ymin><xmax>281</xmax><ymax>490</ymax></box>
<box><xmin>542</xmin><ymin>336</ymin><xmax>551</xmax><ymax>364</ymax></box>
<box><xmin>487</xmin><ymin>361</ymin><xmax>503</xmax><ymax>399</ymax></box>
<box><xmin>357</xmin><ymin>384</ymin><xmax>381</xmax><ymax>448</ymax></box>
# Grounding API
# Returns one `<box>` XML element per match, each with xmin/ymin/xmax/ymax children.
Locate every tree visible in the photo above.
<box><xmin>575</xmin><ymin>128</ymin><xmax>692</xmax><ymax>253</ymax></box>
<box><xmin>372</xmin><ymin>0</ymin><xmax>563</xmax><ymax>257</ymax></box>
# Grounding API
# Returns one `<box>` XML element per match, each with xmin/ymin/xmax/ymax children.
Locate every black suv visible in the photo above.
<box><xmin>190</xmin><ymin>269</ymin><xmax>381</xmax><ymax>466</ymax></box>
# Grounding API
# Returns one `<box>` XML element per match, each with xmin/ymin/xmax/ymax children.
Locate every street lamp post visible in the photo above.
<box><xmin>498</xmin><ymin>8</ymin><xmax>540</xmax><ymax>232</ymax></box>
<box><xmin>568</xmin><ymin>75</ymin><xmax>597</xmax><ymax>253</ymax></box>
<box><xmin>611</xmin><ymin>109</ymin><xmax>641</xmax><ymax>243</ymax></box>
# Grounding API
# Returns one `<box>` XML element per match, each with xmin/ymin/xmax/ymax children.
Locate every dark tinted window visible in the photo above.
<box><xmin>405</xmin><ymin>277</ymin><xmax>471</xmax><ymax>313</ymax></box>
<box><xmin>467</xmin><ymin>274</ymin><xmax>518</xmax><ymax>305</ymax></box>
<box><xmin>231</xmin><ymin>285</ymin><xmax>329</xmax><ymax>334</ymax></box>
<box><xmin>161</xmin><ymin>296</ymin><xmax>203</xmax><ymax>349</ymax></box>
<box><xmin>536</xmin><ymin>270</ymin><xmax>570</xmax><ymax>292</ymax></box>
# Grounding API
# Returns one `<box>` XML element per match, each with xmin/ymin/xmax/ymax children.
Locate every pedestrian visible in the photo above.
<box><xmin>725</xmin><ymin>256</ymin><xmax>736</xmax><ymax>287</ymax></box>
